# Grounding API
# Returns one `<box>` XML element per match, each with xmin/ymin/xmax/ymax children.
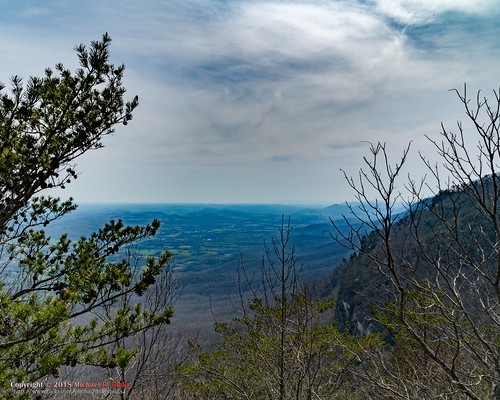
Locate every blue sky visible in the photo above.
<box><xmin>1</xmin><ymin>0</ymin><xmax>500</xmax><ymax>204</ymax></box>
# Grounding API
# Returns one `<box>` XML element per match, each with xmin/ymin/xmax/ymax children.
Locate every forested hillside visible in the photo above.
<box><xmin>319</xmin><ymin>179</ymin><xmax>499</xmax><ymax>336</ymax></box>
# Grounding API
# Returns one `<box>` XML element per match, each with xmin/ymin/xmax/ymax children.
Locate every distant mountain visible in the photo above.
<box><xmin>323</xmin><ymin>203</ymin><xmax>357</xmax><ymax>215</ymax></box>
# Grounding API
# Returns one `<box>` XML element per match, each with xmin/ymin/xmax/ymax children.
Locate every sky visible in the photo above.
<box><xmin>1</xmin><ymin>0</ymin><xmax>499</xmax><ymax>204</ymax></box>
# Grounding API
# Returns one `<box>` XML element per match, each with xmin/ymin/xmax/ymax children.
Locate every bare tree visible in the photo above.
<box><xmin>334</xmin><ymin>85</ymin><xmax>500</xmax><ymax>399</ymax></box>
<box><xmin>87</xmin><ymin>254</ymin><xmax>195</xmax><ymax>400</ymax></box>
<box><xmin>179</xmin><ymin>217</ymin><xmax>362</xmax><ymax>399</ymax></box>
<box><xmin>43</xmin><ymin>243</ymin><xmax>193</xmax><ymax>400</ymax></box>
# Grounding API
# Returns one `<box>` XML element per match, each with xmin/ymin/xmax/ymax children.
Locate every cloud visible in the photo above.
<box><xmin>373</xmin><ymin>0</ymin><xmax>499</xmax><ymax>24</ymax></box>
<box><xmin>88</xmin><ymin>1</ymin><xmax>499</xmax><ymax>200</ymax></box>
<box><xmin>133</xmin><ymin>2</ymin><xmax>456</xmax><ymax>166</ymax></box>
<box><xmin>173</xmin><ymin>3</ymin><xmax>401</xmax><ymax>84</ymax></box>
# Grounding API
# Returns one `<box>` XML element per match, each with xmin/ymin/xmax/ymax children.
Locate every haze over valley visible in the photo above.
<box><xmin>45</xmin><ymin>203</ymin><xmax>356</xmax><ymax>335</ymax></box>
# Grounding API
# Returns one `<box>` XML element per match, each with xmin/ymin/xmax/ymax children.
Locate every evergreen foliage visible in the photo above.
<box><xmin>0</xmin><ymin>35</ymin><xmax>172</xmax><ymax>399</ymax></box>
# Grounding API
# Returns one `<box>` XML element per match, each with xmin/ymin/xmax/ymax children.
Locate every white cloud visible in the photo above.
<box><xmin>133</xmin><ymin>2</ymin><xmax>463</xmax><ymax>166</ymax></box>
<box><xmin>373</xmin><ymin>0</ymin><xmax>499</xmax><ymax>24</ymax></box>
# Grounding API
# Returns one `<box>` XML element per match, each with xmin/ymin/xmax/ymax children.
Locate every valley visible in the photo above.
<box><xmin>45</xmin><ymin>203</ymin><xmax>355</xmax><ymax>335</ymax></box>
